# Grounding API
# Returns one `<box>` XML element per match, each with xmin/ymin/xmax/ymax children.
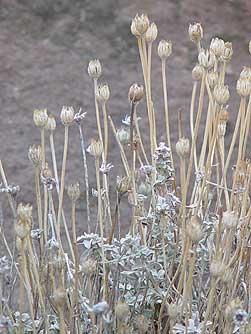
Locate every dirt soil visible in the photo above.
<box><xmin>1</xmin><ymin>0</ymin><xmax>251</xmax><ymax>245</ymax></box>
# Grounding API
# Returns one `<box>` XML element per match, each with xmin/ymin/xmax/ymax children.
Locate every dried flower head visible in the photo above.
<box><xmin>221</xmin><ymin>42</ymin><xmax>233</xmax><ymax>62</ymax></box>
<box><xmin>128</xmin><ymin>83</ymin><xmax>144</xmax><ymax>103</ymax></box>
<box><xmin>53</xmin><ymin>287</ymin><xmax>66</xmax><ymax>308</ymax></box>
<box><xmin>210</xmin><ymin>259</ymin><xmax>225</xmax><ymax>277</ymax></box>
<box><xmin>15</xmin><ymin>203</ymin><xmax>32</xmax><ymax>239</ymax></box>
<box><xmin>117</xmin><ymin>126</ymin><xmax>130</xmax><ymax>145</ymax></box>
<box><xmin>187</xmin><ymin>216</ymin><xmax>202</xmax><ymax>243</ymax></box>
<box><xmin>45</xmin><ymin>114</ymin><xmax>56</xmax><ymax>132</ymax></box>
<box><xmin>213</xmin><ymin>84</ymin><xmax>230</xmax><ymax>105</ymax></box>
<box><xmin>168</xmin><ymin>303</ymin><xmax>178</xmax><ymax>319</ymax></box>
<box><xmin>176</xmin><ymin>137</ymin><xmax>190</xmax><ymax>158</ymax></box>
<box><xmin>240</xmin><ymin>66</ymin><xmax>251</xmax><ymax>80</ymax></box>
<box><xmin>207</xmin><ymin>71</ymin><xmax>219</xmax><ymax>88</ymax></box>
<box><xmin>210</xmin><ymin>37</ymin><xmax>225</xmax><ymax>58</ymax></box>
<box><xmin>158</xmin><ymin>40</ymin><xmax>172</xmax><ymax>60</ymax></box>
<box><xmin>115</xmin><ymin>301</ymin><xmax>130</xmax><ymax>321</ymax></box>
<box><xmin>60</xmin><ymin>106</ymin><xmax>75</xmax><ymax>125</ymax></box>
<box><xmin>86</xmin><ymin>139</ymin><xmax>103</xmax><ymax>158</ymax></box>
<box><xmin>17</xmin><ymin>203</ymin><xmax>32</xmax><ymax>223</ymax></box>
<box><xmin>33</xmin><ymin>109</ymin><xmax>48</xmax><ymax>128</ymax></box>
<box><xmin>88</xmin><ymin>59</ymin><xmax>102</xmax><ymax>78</ymax></box>
<box><xmin>145</xmin><ymin>22</ymin><xmax>158</xmax><ymax>43</ymax></box>
<box><xmin>192</xmin><ymin>64</ymin><xmax>204</xmax><ymax>81</ymax></box>
<box><xmin>80</xmin><ymin>258</ymin><xmax>97</xmax><ymax>276</ymax></box>
<box><xmin>222</xmin><ymin>211</ymin><xmax>238</xmax><ymax>229</ymax></box>
<box><xmin>198</xmin><ymin>49</ymin><xmax>216</xmax><ymax>69</ymax></box>
<box><xmin>225</xmin><ymin>299</ymin><xmax>242</xmax><ymax>322</ymax></box>
<box><xmin>67</xmin><ymin>182</ymin><xmax>80</xmax><ymax>202</ymax></box>
<box><xmin>138</xmin><ymin>181</ymin><xmax>152</xmax><ymax>196</ymax></box>
<box><xmin>28</xmin><ymin>145</ymin><xmax>42</xmax><ymax>168</ymax></box>
<box><xmin>236</xmin><ymin>78</ymin><xmax>251</xmax><ymax>97</ymax></box>
<box><xmin>96</xmin><ymin>83</ymin><xmax>110</xmax><ymax>104</ymax></box>
<box><xmin>188</xmin><ymin>22</ymin><xmax>203</xmax><ymax>43</ymax></box>
<box><xmin>131</xmin><ymin>14</ymin><xmax>149</xmax><ymax>37</ymax></box>
<box><xmin>117</xmin><ymin>176</ymin><xmax>131</xmax><ymax>194</ymax></box>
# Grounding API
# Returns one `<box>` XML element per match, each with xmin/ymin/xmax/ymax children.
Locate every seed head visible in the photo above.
<box><xmin>115</xmin><ymin>301</ymin><xmax>130</xmax><ymax>321</ymax></box>
<box><xmin>168</xmin><ymin>303</ymin><xmax>178</xmax><ymax>319</ymax></box>
<box><xmin>188</xmin><ymin>22</ymin><xmax>203</xmax><ymax>43</ymax></box>
<box><xmin>158</xmin><ymin>40</ymin><xmax>172</xmax><ymax>60</ymax></box>
<box><xmin>236</xmin><ymin>78</ymin><xmax>251</xmax><ymax>97</ymax></box>
<box><xmin>15</xmin><ymin>203</ymin><xmax>32</xmax><ymax>239</ymax></box>
<box><xmin>222</xmin><ymin>211</ymin><xmax>238</xmax><ymax>229</ymax></box>
<box><xmin>60</xmin><ymin>106</ymin><xmax>75</xmax><ymax>125</ymax></box>
<box><xmin>80</xmin><ymin>258</ymin><xmax>97</xmax><ymax>276</ymax></box>
<box><xmin>96</xmin><ymin>83</ymin><xmax>110</xmax><ymax>104</ymax></box>
<box><xmin>210</xmin><ymin>259</ymin><xmax>225</xmax><ymax>277</ymax></box>
<box><xmin>33</xmin><ymin>109</ymin><xmax>48</xmax><ymax>128</ymax></box>
<box><xmin>213</xmin><ymin>84</ymin><xmax>229</xmax><ymax>105</ymax></box>
<box><xmin>210</xmin><ymin>37</ymin><xmax>225</xmax><ymax>58</ymax></box>
<box><xmin>145</xmin><ymin>22</ymin><xmax>158</xmax><ymax>43</ymax></box>
<box><xmin>176</xmin><ymin>137</ymin><xmax>190</xmax><ymax>158</ymax></box>
<box><xmin>240</xmin><ymin>66</ymin><xmax>251</xmax><ymax>80</ymax></box>
<box><xmin>131</xmin><ymin>14</ymin><xmax>149</xmax><ymax>37</ymax></box>
<box><xmin>116</xmin><ymin>176</ymin><xmax>131</xmax><ymax>195</ymax></box>
<box><xmin>225</xmin><ymin>299</ymin><xmax>242</xmax><ymax>322</ymax></box>
<box><xmin>249</xmin><ymin>41</ymin><xmax>251</xmax><ymax>55</ymax></box>
<box><xmin>87</xmin><ymin>139</ymin><xmax>103</xmax><ymax>158</ymax></box>
<box><xmin>67</xmin><ymin>182</ymin><xmax>80</xmax><ymax>202</ymax></box>
<box><xmin>187</xmin><ymin>216</ymin><xmax>202</xmax><ymax>243</ymax></box>
<box><xmin>128</xmin><ymin>83</ymin><xmax>144</xmax><ymax>103</ymax></box>
<box><xmin>221</xmin><ymin>42</ymin><xmax>233</xmax><ymax>62</ymax></box>
<box><xmin>88</xmin><ymin>59</ymin><xmax>102</xmax><ymax>79</ymax></box>
<box><xmin>192</xmin><ymin>64</ymin><xmax>204</xmax><ymax>81</ymax></box>
<box><xmin>138</xmin><ymin>181</ymin><xmax>152</xmax><ymax>196</ymax></box>
<box><xmin>198</xmin><ymin>49</ymin><xmax>216</xmax><ymax>69</ymax></box>
<box><xmin>28</xmin><ymin>145</ymin><xmax>42</xmax><ymax>168</ymax></box>
<box><xmin>117</xmin><ymin>126</ymin><xmax>130</xmax><ymax>145</ymax></box>
<box><xmin>45</xmin><ymin>114</ymin><xmax>56</xmax><ymax>132</ymax></box>
<box><xmin>207</xmin><ymin>71</ymin><xmax>219</xmax><ymax>89</ymax></box>
<box><xmin>17</xmin><ymin>203</ymin><xmax>32</xmax><ymax>223</ymax></box>
<box><xmin>53</xmin><ymin>287</ymin><xmax>66</xmax><ymax>308</ymax></box>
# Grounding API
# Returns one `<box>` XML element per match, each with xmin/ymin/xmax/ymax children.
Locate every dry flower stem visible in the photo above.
<box><xmin>57</xmin><ymin>125</ymin><xmax>69</xmax><ymax>240</ymax></box>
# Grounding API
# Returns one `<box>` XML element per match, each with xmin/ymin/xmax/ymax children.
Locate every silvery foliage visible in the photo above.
<box><xmin>78</xmin><ymin>233</ymin><xmax>169</xmax><ymax>318</ymax></box>
<box><xmin>174</xmin><ymin>311</ymin><xmax>212</xmax><ymax>333</ymax></box>
<box><xmin>12</xmin><ymin>312</ymin><xmax>42</xmax><ymax>333</ymax></box>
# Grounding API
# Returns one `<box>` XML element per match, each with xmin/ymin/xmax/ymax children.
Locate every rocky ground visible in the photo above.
<box><xmin>1</xmin><ymin>0</ymin><xmax>251</xmax><ymax>245</ymax></box>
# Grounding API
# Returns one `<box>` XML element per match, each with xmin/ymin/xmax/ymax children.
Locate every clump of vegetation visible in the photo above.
<box><xmin>1</xmin><ymin>13</ymin><xmax>251</xmax><ymax>334</ymax></box>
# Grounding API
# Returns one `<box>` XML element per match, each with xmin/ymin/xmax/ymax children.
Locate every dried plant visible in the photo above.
<box><xmin>0</xmin><ymin>13</ymin><xmax>251</xmax><ymax>334</ymax></box>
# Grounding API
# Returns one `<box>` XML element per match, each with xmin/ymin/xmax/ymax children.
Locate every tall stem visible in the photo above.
<box><xmin>95</xmin><ymin>158</ymin><xmax>107</xmax><ymax>300</ymax></box>
<box><xmin>77</xmin><ymin>124</ymin><xmax>91</xmax><ymax>232</ymax></box>
<box><xmin>161</xmin><ymin>59</ymin><xmax>173</xmax><ymax>168</ymax></box>
<box><xmin>57</xmin><ymin>125</ymin><xmax>69</xmax><ymax>240</ymax></box>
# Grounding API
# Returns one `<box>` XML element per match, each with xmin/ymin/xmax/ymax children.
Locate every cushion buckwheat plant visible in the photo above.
<box><xmin>0</xmin><ymin>13</ymin><xmax>251</xmax><ymax>334</ymax></box>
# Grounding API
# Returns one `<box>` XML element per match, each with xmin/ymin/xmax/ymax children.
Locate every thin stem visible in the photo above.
<box><xmin>57</xmin><ymin>125</ymin><xmax>69</xmax><ymax>240</ymax></box>
<box><xmin>77</xmin><ymin>123</ymin><xmax>91</xmax><ymax>232</ymax></box>
<box><xmin>161</xmin><ymin>59</ymin><xmax>173</xmax><ymax>168</ymax></box>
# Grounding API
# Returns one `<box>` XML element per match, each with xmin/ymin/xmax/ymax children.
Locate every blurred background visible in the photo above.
<box><xmin>1</xmin><ymin>0</ymin><xmax>251</xmax><ymax>240</ymax></box>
